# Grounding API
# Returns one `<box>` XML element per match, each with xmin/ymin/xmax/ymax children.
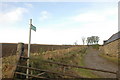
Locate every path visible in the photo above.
<box><xmin>84</xmin><ymin>47</ymin><xmax>118</xmax><ymax>78</ymax></box>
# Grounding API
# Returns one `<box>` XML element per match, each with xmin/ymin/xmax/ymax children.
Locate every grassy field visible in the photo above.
<box><xmin>2</xmin><ymin>43</ymin><xmax>77</xmax><ymax>57</ymax></box>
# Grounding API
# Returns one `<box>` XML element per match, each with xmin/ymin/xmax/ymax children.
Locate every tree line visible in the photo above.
<box><xmin>82</xmin><ymin>36</ymin><xmax>99</xmax><ymax>45</ymax></box>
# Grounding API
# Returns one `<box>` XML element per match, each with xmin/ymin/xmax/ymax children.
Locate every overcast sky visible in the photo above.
<box><xmin>0</xmin><ymin>1</ymin><xmax>118</xmax><ymax>45</ymax></box>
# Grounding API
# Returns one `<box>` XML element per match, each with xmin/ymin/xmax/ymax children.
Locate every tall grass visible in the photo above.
<box><xmin>2</xmin><ymin>55</ymin><xmax>17</xmax><ymax>78</ymax></box>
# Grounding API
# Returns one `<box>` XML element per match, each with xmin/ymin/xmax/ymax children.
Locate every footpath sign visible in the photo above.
<box><xmin>27</xmin><ymin>19</ymin><xmax>36</xmax><ymax>78</ymax></box>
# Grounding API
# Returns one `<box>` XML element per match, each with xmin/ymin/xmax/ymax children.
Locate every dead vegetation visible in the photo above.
<box><xmin>2</xmin><ymin>55</ymin><xmax>17</xmax><ymax>78</ymax></box>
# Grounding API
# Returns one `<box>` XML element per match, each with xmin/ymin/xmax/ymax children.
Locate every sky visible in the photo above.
<box><xmin>0</xmin><ymin>1</ymin><xmax>118</xmax><ymax>45</ymax></box>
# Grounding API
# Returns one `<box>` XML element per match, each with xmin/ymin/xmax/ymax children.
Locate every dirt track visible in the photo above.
<box><xmin>84</xmin><ymin>47</ymin><xmax>118</xmax><ymax>78</ymax></box>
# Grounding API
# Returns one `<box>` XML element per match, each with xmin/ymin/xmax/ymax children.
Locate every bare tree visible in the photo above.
<box><xmin>82</xmin><ymin>37</ymin><xmax>86</xmax><ymax>45</ymax></box>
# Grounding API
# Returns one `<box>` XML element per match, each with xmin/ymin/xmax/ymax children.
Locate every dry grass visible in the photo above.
<box><xmin>2</xmin><ymin>55</ymin><xmax>17</xmax><ymax>78</ymax></box>
<box><xmin>30</xmin><ymin>46</ymin><xmax>98</xmax><ymax>78</ymax></box>
<box><xmin>30</xmin><ymin>46</ymin><xmax>85</xmax><ymax>78</ymax></box>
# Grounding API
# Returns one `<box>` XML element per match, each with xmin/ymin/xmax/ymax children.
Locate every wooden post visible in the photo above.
<box><xmin>12</xmin><ymin>42</ymin><xmax>24</xmax><ymax>78</ymax></box>
<box><xmin>17</xmin><ymin>43</ymin><xmax>24</xmax><ymax>56</ymax></box>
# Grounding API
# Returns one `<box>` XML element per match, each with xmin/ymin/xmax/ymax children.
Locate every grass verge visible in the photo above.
<box><xmin>99</xmin><ymin>53</ymin><xmax>118</xmax><ymax>64</ymax></box>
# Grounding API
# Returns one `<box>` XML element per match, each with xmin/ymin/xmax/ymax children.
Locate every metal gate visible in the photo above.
<box><xmin>12</xmin><ymin>43</ymin><xmax>119</xmax><ymax>80</ymax></box>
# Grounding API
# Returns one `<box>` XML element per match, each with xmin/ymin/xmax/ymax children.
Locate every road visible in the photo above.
<box><xmin>84</xmin><ymin>47</ymin><xmax>118</xmax><ymax>78</ymax></box>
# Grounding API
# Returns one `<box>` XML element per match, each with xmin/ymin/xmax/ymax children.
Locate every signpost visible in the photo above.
<box><xmin>27</xmin><ymin>19</ymin><xmax>36</xmax><ymax>78</ymax></box>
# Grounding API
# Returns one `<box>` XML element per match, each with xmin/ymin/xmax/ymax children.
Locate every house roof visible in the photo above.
<box><xmin>104</xmin><ymin>31</ymin><xmax>120</xmax><ymax>44</ymax></box>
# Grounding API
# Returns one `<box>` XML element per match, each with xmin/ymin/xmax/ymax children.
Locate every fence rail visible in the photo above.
<box><xmin>43</xmin><ymin>60</ymin><xmax>117</xmax><ymax>74</ymax></box>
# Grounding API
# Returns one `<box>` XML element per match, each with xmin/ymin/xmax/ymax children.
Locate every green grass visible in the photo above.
<box><xmin>99</xmin><ymin>53</ymin><xmax>118</xmax><ymax>64</ymax></box>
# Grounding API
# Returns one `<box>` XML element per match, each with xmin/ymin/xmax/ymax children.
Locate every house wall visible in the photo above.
<box><xmin>99</xmin><ymin>39</ymin><xmax>120</xmax><ymax>57</ymax></box>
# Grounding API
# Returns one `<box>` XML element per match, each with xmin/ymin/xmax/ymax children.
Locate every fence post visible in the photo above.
<box><xmin>17</xmin><ymin>43</ymin><xmax>24</xmax><ymax>56</ymax></box>
<box><xmin>12</xmin><ymin>42</ymin><xmax>24</xmax><ymax>78</ymax></box>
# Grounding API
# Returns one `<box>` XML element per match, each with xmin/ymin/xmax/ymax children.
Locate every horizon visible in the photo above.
<box><xmin>1</xmin><ymin>43</ymin><xmax>103</xmax><ymax>46</ymax></box>
<box><xmin>0</xmin><ymin>2</ymin><xmax>118</xmax><ymax>45</ymax></box>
